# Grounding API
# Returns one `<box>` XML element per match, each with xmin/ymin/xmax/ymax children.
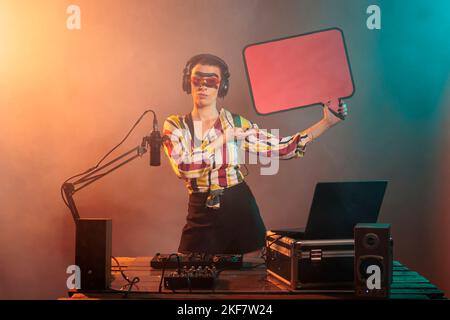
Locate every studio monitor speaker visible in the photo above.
<box><xmin>75</xmin><ymin>218</ymin><xmax>112</xmax><ymax>291</ymax></box>
<box><xmin>354</xmin><ymin>223</ymin><xmax>393</xmax><ymax>298</ymax></box>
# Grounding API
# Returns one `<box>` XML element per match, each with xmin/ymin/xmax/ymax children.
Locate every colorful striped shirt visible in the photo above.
<box><xmin>162</xmin><ymin>107</ymin><xmax>309</xmax><ymax>208</ymax></box>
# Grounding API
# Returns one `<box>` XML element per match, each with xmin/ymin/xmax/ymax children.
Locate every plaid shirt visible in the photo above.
<box><xmin>162</xmin><ymin>107</ymin><xmax>309</xmax><ymax>208</ymax></box>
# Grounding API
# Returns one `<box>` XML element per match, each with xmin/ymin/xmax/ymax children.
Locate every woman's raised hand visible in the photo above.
<box><xmin>323</xmin><ymin>100</ymin><xmax>348</xmax><ymax>127</ymax></box>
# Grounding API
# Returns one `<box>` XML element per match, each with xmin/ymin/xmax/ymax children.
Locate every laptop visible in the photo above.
<box><xmin>272</xmin><ymin>181</ymin><xmax>388</xmax><ymax>240</ymax></box>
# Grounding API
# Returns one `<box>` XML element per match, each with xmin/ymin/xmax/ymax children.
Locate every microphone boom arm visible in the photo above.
<box><xmin>62</xmin><ymin>138</ymin><xmax>149</xmax><ymax>223</ymax></box>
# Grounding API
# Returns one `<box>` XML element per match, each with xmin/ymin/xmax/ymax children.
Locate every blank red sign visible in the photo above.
<box><xmin>243</xmin><ymin>28</ymin><xmax>354</xmax><ymax>115</ymax></box>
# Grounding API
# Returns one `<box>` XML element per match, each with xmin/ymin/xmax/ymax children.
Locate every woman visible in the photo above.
<box><xmin>162</xmin><ymin>53</ymin><xmax>347</xmax><ymax>255</ymax></box>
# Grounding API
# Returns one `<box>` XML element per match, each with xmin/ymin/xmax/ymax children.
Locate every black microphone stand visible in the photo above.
<box><xmin>61</xmin><ymin>109</ymin><xmax>162</xmax><ymax>291</ymax></box>
<box><xmin>62</xmin><ymin>135</ymin><xmax>152</xmax><ymax>224</ymax></box>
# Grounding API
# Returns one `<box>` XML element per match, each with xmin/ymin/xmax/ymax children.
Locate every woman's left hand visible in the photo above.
<box><xmin>323</xmin><ymin>101</ymin><xmax>348</xmax><ymax>127</ymax></box>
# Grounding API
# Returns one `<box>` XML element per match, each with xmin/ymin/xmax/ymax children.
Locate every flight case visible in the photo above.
<box><xmin>266</xmin><ymin>230</ymin><xmax>354</xmax><ymax>289</ymax></box>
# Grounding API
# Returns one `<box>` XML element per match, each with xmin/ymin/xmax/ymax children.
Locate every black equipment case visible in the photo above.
<box><xmin>266</xmin><ymin>230</ymin><xmax>355</xmax><ymax>290</ymax></box>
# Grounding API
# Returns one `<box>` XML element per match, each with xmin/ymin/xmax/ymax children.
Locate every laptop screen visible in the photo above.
<box><xmin>304</xmin><ymin>181</ymin><xmax>388</xmax><ymax>240</ymax></box>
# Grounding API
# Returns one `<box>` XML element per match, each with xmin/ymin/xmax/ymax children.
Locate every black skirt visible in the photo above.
<box><xmin>178</xmin><ymin>181</ymin><xmax>266</xmax><ymax>254</ymax></box>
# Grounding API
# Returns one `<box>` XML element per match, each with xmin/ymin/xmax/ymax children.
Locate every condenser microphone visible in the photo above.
<box><xmin>148</xmin><ymin>113</ymin><xmax>162</xmax><ymax>166</ymax></box>
<box><xmin>149</xmin><ymin>130</ymin><xmax>162</xmax><ymax>166</ymax></box>
<box><xmin>147</xmin><ymin>113</ymin><xmax>170</xmax><ymax>166</ymax></box>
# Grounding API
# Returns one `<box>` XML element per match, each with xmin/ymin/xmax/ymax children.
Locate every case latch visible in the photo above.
<box><xmin>310</xmin><ymin>249</ymin><xmax>323</xmax><ymax>262</ymax></box>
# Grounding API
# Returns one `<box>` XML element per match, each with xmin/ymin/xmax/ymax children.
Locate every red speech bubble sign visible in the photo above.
<box><xmin>243</xmin><ymin>28</ymin><xmax>354</xmax><ymax>116</ymax></box>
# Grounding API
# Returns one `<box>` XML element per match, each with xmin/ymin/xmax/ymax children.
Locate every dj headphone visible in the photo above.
<box><xmin>182</xmin><ymin>53</ymin><xmax>230</xmax><ymax>98</ymax></box>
